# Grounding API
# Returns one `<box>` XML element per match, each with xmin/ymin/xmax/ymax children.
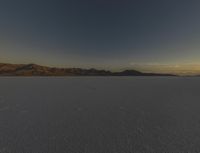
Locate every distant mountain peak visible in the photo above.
<box><xmin>0</xmin><ymin>63</ymin><xmax>176</xmax><ymax>76</ymax></box>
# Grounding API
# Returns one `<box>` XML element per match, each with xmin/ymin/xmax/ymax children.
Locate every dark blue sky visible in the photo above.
<box><xmin>1</xmin><ymin>0</ymin><xmax>200</xmax><ymax>72</ymax></box>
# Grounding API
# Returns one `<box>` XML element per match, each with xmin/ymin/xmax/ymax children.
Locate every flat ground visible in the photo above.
<box><xmin>0</xmin><ymin>77</ymin><xmax>200</xmax><ymax>153</ymax></box>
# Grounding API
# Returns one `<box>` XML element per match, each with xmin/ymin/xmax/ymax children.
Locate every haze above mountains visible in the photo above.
<box><xmin>0</xmin><ymin>63</ymin><xmax>175</xmax><ymax>76</ymax></box>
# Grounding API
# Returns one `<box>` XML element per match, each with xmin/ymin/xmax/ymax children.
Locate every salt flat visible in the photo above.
<box><xmin>0</xmin><ymin>77</ymin><xmax>200</xmax><ymax>153</ymax></box>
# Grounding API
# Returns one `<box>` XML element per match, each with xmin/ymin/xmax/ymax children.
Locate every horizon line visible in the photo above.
<box><xmin>2</xmin><ymin>61</ymin><xmax>200</xmax><ymax>76</ymax></box>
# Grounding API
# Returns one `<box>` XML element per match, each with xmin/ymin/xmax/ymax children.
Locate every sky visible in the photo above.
<box><xmin>1</xmin><ymin>0</ymin><xmax>200</xmax><ymax>74</ymax></box>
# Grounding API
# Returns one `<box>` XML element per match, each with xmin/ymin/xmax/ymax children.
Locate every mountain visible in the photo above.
<box><xmin>0</xmin><ymin>63</ymin><xmax>175</xmax><ymax>76</ymax></box>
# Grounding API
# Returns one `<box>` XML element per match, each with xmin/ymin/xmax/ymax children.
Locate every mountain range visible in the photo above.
<box><xmin>0</xmin><ymin>63</ymin><xmax>175</xmax><ymax>76</ymax></box>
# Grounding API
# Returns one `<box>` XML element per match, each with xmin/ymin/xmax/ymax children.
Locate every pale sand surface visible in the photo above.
<box><xmin>0</xmin><ymin>77</ymin><xmax>200</xmax><ymax>153</ymax></box>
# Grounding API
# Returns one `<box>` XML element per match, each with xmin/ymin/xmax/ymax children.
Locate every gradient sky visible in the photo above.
<box><xmin>1</xmin><ymin>0</ymin><xmax>200</xmax><ymax>74</ymax></box>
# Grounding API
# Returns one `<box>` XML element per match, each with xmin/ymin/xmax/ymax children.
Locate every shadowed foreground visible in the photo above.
<box><xmin>0</xmin><ymin>77</ymin><xmax>200</xmax><ymax>153</ymax></box>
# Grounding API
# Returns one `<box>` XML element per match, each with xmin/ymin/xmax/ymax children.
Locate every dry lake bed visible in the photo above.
<box><xmin>0</xmin><ymin>77</ymin><xmax>200</xmax><ymax>153</ymax></box>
